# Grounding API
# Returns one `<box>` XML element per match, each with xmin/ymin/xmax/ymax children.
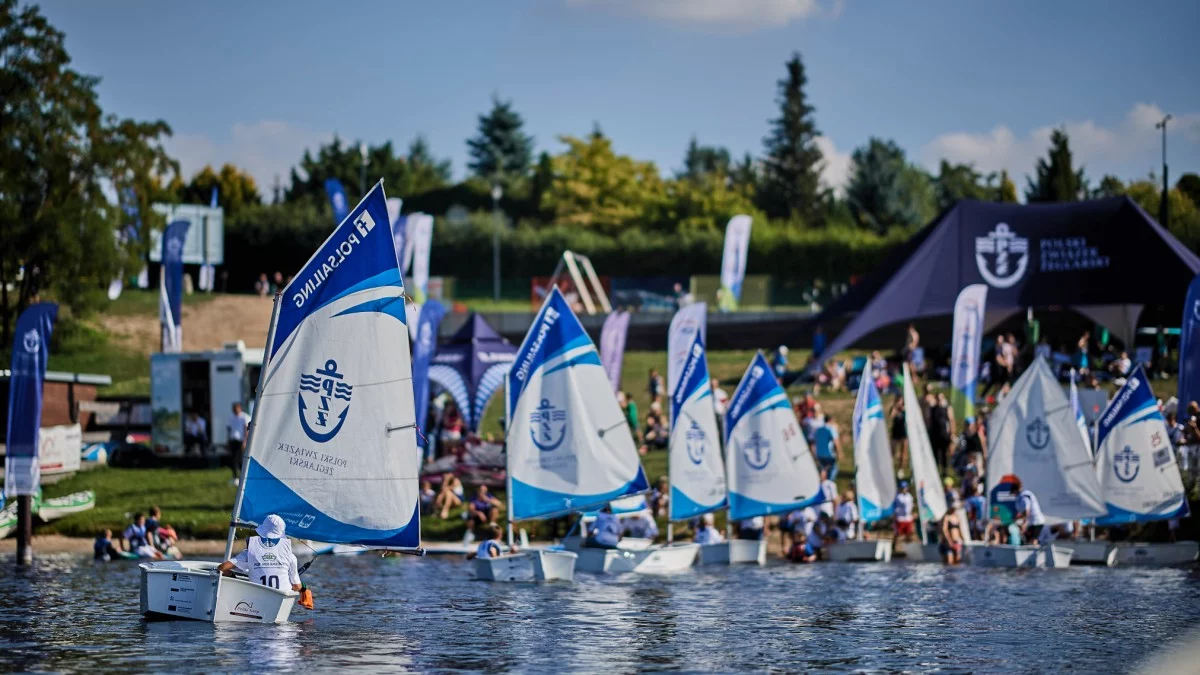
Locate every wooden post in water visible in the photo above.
<box><xmin>16</xmin><ymin>495</ymin><xmax>32</xmax><ymax>566</ymax></box>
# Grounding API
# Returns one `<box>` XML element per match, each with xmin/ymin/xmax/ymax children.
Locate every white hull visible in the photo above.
<box><xmin>825</xmin><ymin>540</ymin><xmax>893</xmax><ymax>562</ymax></box>
<box><xmin>567</xmin><ymin>540</ymin><xmax>699</xmax><ymax>575</ymax></box>
<box><xmin>1111</xmin><ymin>542</ymin><xmax>1199</xmax><ymax>566</ymax></box>
<box><xmin>140</xmin><ymin>561</ymin><xmax>297</xmax><ymax>623</ymax></box>
<box><xmin>473</xmin><ymin>550</ymin><xmax>577</xmax><ymax>582</ymax></box>
<box><xmin>698</xmin><ymin>539</ymin><xmax>767</xmax><ymax>566</ymax></box>
<box><xmin>1065</xmin><ymin>540</ymin><xmax>1115</xmax><ymax>565</ymax></box>
<box><xmin>970</xmin><ymin>545</ymin><xmax>1073</xmax><ymax>569</ymax></box>
<box><xmin>899</xmin><ymin>540</ymin><xmax>981</xmax><ymax>563</ymax></box>
<box><xmin>37</xmin><ymin>491</ymin><xmax>96</xmax><ymax>521</ymax></box>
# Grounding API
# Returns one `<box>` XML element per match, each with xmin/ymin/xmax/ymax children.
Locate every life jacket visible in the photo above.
<box><xmin>476</xmin><ymin>540</ymin><xmax>503</xmax><ymax>559</ymax></box>
<box><xmin>245</xmin><ymin>536</ymin><xmax>295</xmax><ymax>589</ymax></box>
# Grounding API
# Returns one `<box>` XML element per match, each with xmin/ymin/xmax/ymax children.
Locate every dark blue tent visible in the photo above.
<box><xmin>428</xmin><ymin>314</ymin><xmax>517</xmax><ymax>431</ymax></box>
<box><xmin>815</xmin><ymin>197</ymin><xmax>1200</xmax><ymax>360</ymax></box>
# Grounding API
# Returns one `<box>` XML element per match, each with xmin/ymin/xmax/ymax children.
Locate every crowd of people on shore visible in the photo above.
<box><xmin>95</xmin><ymin>506</ymin><xmax>182</xmax><ymax>561</ymax></box>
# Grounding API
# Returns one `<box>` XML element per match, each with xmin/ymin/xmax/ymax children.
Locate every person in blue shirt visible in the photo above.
<box><xmin>812</xmin><ymin>418</ymin><xmax>841</xmax><ymax>480</ymax></box>
<box><xmin>963</xmin><ymin>483</ymin><xmax>987</xmax><ymax>540</ymax></box>
<box><xmin>94</xmin><ymin>529</ymin><xmax>122</xmax><ymax>561</ymax></box>
<box><xmin>467</xmin><ymin>523</ymin><xmax>515</xmax><ymax>560</ymax></box>
<box><xmin>585</xmin><ymin>505</ymin><xmax>622</xmax><ymax>549</ymax></box>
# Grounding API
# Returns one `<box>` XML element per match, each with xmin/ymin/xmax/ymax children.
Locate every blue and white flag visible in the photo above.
<box><xmin>719</xmin><ymin>215</ymin><xmax>752</xmax><ymax>311</ymax></box>
<box><xmin>408</xmin><ymin>213</ymin><xmax>434</xmax><ymax>303</ymax></box>
<box><xmin>325</xmin><ymin>178</ymin><xmax>349</xmax><ymax>225</ymax></box>
<box><xmin>667</xmin><ymin>327</ymin><xmax>726</xmax><ymax>521</ymax></box>
<box><xmin>210</xmin><ymin>186</ymin><xmax>219</xmax><ymax>209</ymax></box>
<box><xmin>411</xmin><ymin>300</ymin><xmax>446</xmax><ymax>457</ymax></box>
<box><xmin>506</xmin><ymin>287</ymin><xmax>648</xmax><ymax>520</ymax></box>
<box><xmin>1095</xmin><ymin>367</ymin><xmax>1188</xmax><ymax>525</ymax></box>
<box><xmin>1179</xmin><ymin>274</ymin><xmax>1200</xmax><ymax>411</ymax></box>
<box><xmin>667</xmin><ymin>302</ymin><xmax>706</xmax><ymax>395</ymax></box>
<box><xmin>159</xmin><ymin>220</ymin><xmax>190</xmax><ymax>353</ymax></box>
<box><xmin>852</xmin><ymin>377</ymin><xmax>896</xmax><ymax>523</ymax></box>
<box><xmin>726</xmin><ymin>352</ymin><xmax>824</xmax><ymax>520</ymax></box>
<box><xmin>950</xmin><ymin>284</ymin><xmax>987</xmax><ymax>421</ymax></box>
<box><xmin>4</xmin><ymin>303</ymin><xmax>57</xmax><ymax>496</ymax></box>
<box><xmin>598</xmin><ymin>310</ymin><xmax>631</xmax><ymax>393</ymax></box>
<box><xmin>237</xmin><ymin>181</ymin><xmax>420</xmax><ymax>548</ymax></box>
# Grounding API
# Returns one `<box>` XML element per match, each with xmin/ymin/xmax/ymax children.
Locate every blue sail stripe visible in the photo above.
<box><xmin>728</xmin><ymin>490</ymin><xmax>823</xmax><ymax>521</ymax></box>
<box><xmin>543</xmin><ymin>351</ymin><xmax>603</xmax><ymax>377</ymax></box>
<box><xmin>511</xmin><ymin>467</ymin><xmax>649</xmax><ymax>521</ymax></box>
<box><xmin>669</xmin><ymin>485</ymin><xmax>726</xmax><ymax>521</ymax></box>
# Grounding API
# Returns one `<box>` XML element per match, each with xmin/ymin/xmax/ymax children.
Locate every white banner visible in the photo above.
<box><xmin>719</xmin><ymin>215</ymin><xmax>752</xmax><ymax>306</ymax></box>
<box><xmin>409</xmin><ymin>213</ymin><xmax>434</xmax><ymax>302</ymax></box>
<box><xmin>39</xmin><ymin>423</ymin><xmax>82</xmax><ymax>476</ymax></box>
<box><xmin>667</xmin><ymin>302</ymin><xmax>707</xmax><ymax>395</ymax></box>
<box><xmin>950</xmin><ymin>284</ymin><xmax>987</xmax><ymax>421</ymax></box>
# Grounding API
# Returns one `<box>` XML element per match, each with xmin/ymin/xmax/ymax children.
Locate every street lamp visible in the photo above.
<box><xmin>1156</xmin><ymin>114</ymin><xmax>1171</xmax><ymax>226</ymax></box>
<box><xmin>359</xmin><ymin>142</ymin><xmax>368</xmax><ymax>196</ymax></box>
<box><xmin>491</xmin><ymin>184</ymin><xmax>503</xmax><ymax>303</ymax></box>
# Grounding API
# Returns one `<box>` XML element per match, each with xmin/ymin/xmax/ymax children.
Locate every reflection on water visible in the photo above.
<box><xmin>1</xmin><ymin>552</ymin><xmax>1198</xmax><ymax>672</ymax></box>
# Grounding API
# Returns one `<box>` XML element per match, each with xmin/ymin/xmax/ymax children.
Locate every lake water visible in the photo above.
<box><xmin>1</xmin><ymin>552</ymin><xmax>1197</xmax><ymax>673</ymax></box>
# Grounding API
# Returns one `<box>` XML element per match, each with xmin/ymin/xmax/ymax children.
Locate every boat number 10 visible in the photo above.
<box><xmin>258</xmin><ymin>575</ymin><xmax>281</xmax><ymax>589</ymax></box>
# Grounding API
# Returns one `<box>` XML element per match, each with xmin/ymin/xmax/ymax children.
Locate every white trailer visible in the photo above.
<box><xmin>149</xmin><ymin>341</ymin><xmax>262</xmax><ymax>458</ymax></box>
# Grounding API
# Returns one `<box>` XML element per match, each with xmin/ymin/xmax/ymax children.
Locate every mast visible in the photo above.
<box><xmin>223</xmin><ymin>292</ymin><xmax>283</xmax><ymax>561</ymax></box>
<box><xmin>504</xmin><ymin>377</ymin><xmax>514</xmax><ymax>549</ymax></box>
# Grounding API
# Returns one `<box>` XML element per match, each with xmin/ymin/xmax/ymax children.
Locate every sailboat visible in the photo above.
<box><xmin>1065</xmin><ymin>368</ymin><xmax>1117</xmax><ymax>564</ymax></box>
<box><xmin>661</xmin><ymin>306</ymin><xmax>747</xmax><ymax>564</ymax></box>
<box><xmin>827</xmin><ymin>377</ymin><xmax>895</xmax><ymax>562</ymax></box>
<box><xmin>725</xmin><ymin>352</ymin><xmax>825</xmax><ymax>559</ymax></box>
<box><xmin>140</xmin><ymin>182</ymin><xmax>423</xmax><ymax>622</ymax></box>
<box><xmin>977</xmin><ymin>357</ymin><xmax>1106</xmax><ymax>568</ymax></box>
<box><xmin>513</xmin><ymin>288</ymin><xmax>697</xmax><ymax>575</ymax></box>
<box><xmin>1091</xmin><ymin>367</ymin><xmax>1197</xmax><ymax>566</ymax></box>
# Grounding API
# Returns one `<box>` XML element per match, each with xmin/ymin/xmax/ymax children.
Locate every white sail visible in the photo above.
<box><xmin>852</xmin><ymin>376</ymin><xmax>896</xmax><ymax>522</ymax></box>
<box><xmin>903</xmin><ymin>364</ymin><xmax>947</xmax><ymax>523</ymax></box>
<box><xmin>986</xmin><ymin>358</ymin><xmax>1106</xmax><ymax>521</ymax></box>
<box><xmin>667</xmin><ymin>302</ymin><xmax>707</xmax><ymax>395</ymax></box>
<box><xmin>506</xmin><ymin>287</ymin><xmax>648</xmax><ymax>520</ymax></box>
<box><xmin>1094</xmin><ymin>367</ymin><xmax>1188</xmax><ymax>525</ymax></box>
<box><xmin>237</xmin><ymin>182</ymin><xmax>420</xmax><ymax>548</ymax></box>
<box><xmin>726</xmin><ymin>352</ymin><xmax>824</xmax><ymax>520</ymax></box>
<box><xmin>1069</xmin><ymin>369</ymin><xmax>1092</xmax><ymax>457</ymax></box>
<box><xmin>667</xmin><ymin>327</ymin><xmax>726</xmax><ymax>520</ymax></box>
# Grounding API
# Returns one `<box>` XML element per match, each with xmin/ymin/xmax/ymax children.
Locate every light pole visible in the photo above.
<box><xmin>359</xmin><ymin>142</ymin><xmax>368</xmax><ymax>196</ymax></box>
<box><xmin>1156</xmin><ymin>114</ymin><xmax>1171</xmax><ymax>226</ymax></box>
<box><xmin>491</xmin><ymin>184</ymin><xmax>503</xmax><ymax>303</ymax></box>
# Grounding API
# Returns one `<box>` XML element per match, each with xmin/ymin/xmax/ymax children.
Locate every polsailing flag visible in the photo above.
<box><xmin>409</xmin><ymin>213</ymin><xmax>434</xmax><ymax>303</ymax></box>
<box><xmin>667</xmin><ymin>302</ymin><xmax>707</xmax><ymax>395</ymax></box>
<box><xmin>949</xmin><ymin>284</ymin><xmax>987</xmax><ymax>420</ymax></box>
<box><xmin>1179</xmin><ymin>274</ymin><xmax>1200</xmax><ymax>410</ymax></box>
<box><xmin>599</xmin><ymin>310</ymin><xmax>631</xmax><ymax>393</ymax></box>
<box><xmin>386</xmin><ymin>198</ymin><xmax>404</xmax><ymax>269</ymax></box>
<box><xmin>159</xmin><ymin>220</ymin><xmax>190</xmax><ymax>353</ymax></box>
<box><xmin>719</xmin><ymin>215</ymin><xmax>752</xmax><ymax>311</ymax></box>
<box><xmin>325</xmin><ymin>178</ymin><xmax>349</xmax><ymax>225</ymax></box>
<box><xmin>412</xmin><ymin>300</ymin><xmax>446</xmax><ymax>456</ymax></box>
<box><xmin>4</xmin><ymin>303</ymin><xmax>57</xmax><ymax>496</ymax></box>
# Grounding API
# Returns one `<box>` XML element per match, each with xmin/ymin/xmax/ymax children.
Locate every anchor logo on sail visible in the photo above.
<box><xmin>22</xmin><ymin>329</ymin><xmax>39</xmax><ymax>354</ymax></box>
<box><xmin>529</xmin><ymin>399</ymin><xmax>567</xmax><ymax>452</ymax></box>
<box><xmin>298</xmin><ymin>359</ymin><xmax>353</xmax><ymax>443</ymax></box>
<box><xmin>1114</xmin><ymin>445</ymin><xmax>1140</xmax><ymax>483</ymax></box>
<box><xmin>1026</xmin><ymin>417</ymin><xmax>1050</xmax><ymax>450</ymax></box>
<box><xmin>685</xmin><ymin>420</ymin><xmax>706</xmax><ymax>465</ymax></box>
<box><xmin>742</xmin><ymin>431</ymin><xmax>771</xmax><ymax>470</ymax></box>
<box><xmin>975</xmin><ymin>223</ymin><xmax>1029</xmax><ymax>288</ymax></box>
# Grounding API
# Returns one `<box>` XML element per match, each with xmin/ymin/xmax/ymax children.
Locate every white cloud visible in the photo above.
<box><xmin>814</xmin><ymin>135</ymin><xmax>851</xmax><ymax>193</ymax></box>
<box><xmin>920</xmin><ymin>103</ymin><xmax>1200</xmax><ymax>183</ymax></box>
<box><xmin>566</xmin><ymin>0</ymin><xmax>835</xmax><ymax>30</ymax></box>
<box><xmin>164</xmin><ymin>120</ymin><xmax>334</xmax><ymax>197</ymax></box>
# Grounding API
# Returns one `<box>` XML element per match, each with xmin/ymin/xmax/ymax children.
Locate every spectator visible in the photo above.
<box><xmin>964</xmin><ymin>483</ymin><xmax>987</xmax><ymax>540</ymax></box>
<box><xmin>254</xmin><ymin>273</ymin><xmax>270</xmax><ymax>296</ymax></box>
<box><xmin>94</xmin><ymin>529</ymin><xmax>123</xmax><ymax>561</ymax></box>
<box><xmin>640</xmin><ymin>412</ymin><xmax>668</xmax><ymax>454</ymax></box>
<box><xmin>812</xmin><ymin>417</ymin><xmax>841</xmax><ymax>480</ymax></box>
<box><xmin>710</xmin><ymin>379</ymin><xmax>730</xmax><ymax>416</ymax></box>
<box><xmin>440</xmin><ymin>402</ymin><xmax>465</xmax><ymax>449</ymax></box>
<box><xmin>434</xmin><ymin>473</ymin><xmax>464</xmax><ymax>519</ymax></box>
<box><xmin>928</xmin><ymin>394</ymin><xmax>953</xmax><ymax>472</ymax></box>
<box><xmin>892</xmin><ymin>481</ymin><xmax>916</xmax><ymax>543</ymax></box>
<box><xmin>1076</xmin><ymin>331</ymin><xmax>1091</xmax><ymax>373</ymax></box>
<box><xmin>649</xmin><ymin>476</ymin><xmax>670</xmax><ymax>518</ymax></box>
<box><xmin>419</xmin><ymin>480</ymin><xmax>436</xmax><ymax>516</ymax></box>
<box><xmin>836</xmin><ymin>490</ymin><xmax>860</xmax><ymax>540</ymax></box>
<box><xmin>818</xmin><ymin>468</ymin><xmax>837</xmax><ymax>519</ymax></box>
<box><xmin>904</xmin><ymin>323</ymin><xmax>920</xmax><ymax>363</ymax></box>
<box><xmin>772</xmin><ymin>346</ymin><xmax>789</xmax><ymax>382</ymax></box>
<box><xmin>983</xmin><ymin>335</ymin><xmax>1010</xmax><ymax>399</ymax></box>
<box><xmin>466</xmin><ymin>485</ymin><xmax>503</xmax><ymax>529</ymax></box>
<box><xmin>647</xmin><ymin>368</ymin><xmax>664</xmax><ymax>402</ymax></box>
<box><xmin>619</xmin><ymin>391</ymin><xmax>640</xmax><ymax>443</ymax></box>
<box><xmin>801</xmin><ymin>402</ymin><xmax>823</xmax><ymax>444</ymax></box>
<box><xmin>1109</xmin><ymin>351</ymin><xmax>1132</xmax><ymax>382</ymax></box>
<box><xmin>889</xmin><ymin>398</ymin><xmax>908</xmax><ymax>471</ymax></box>
<box><xmin>183</xmin><ymin>410</ymin><xmax>208</xmax><ymax>456</ymax></box>
<box><xmin>940</xmin><ymin>497</ymin><xmax>965</xmax><ymax>565</ymax></box>
<box><xmin>226</xmin><ymin>402</ymin><xmax>251</xmax><ymax>483</ymax></box>
<box><xmin>953</xmin><ymin>417</ymin><xmax>987</xmax><ymax>479</ymax></box>
<box><xmin>812</xmin><ymin>324</ymin><xmax>827</xmax><ymax>361</ymax></box>
<box><xmin>270</xmin><ymin>271</ymin><xmax>284</xmax><ymax>293</ymax></box>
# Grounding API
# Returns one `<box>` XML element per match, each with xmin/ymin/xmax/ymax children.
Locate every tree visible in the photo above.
<box><xmin>285</xmin><ymin>136</ymin><xmax>450</xmax><ymax>210</ymax></box>
<box><xmin>933</xmin><ymin>161</ymin><xmax>988</xmax><ymax>211</ymax></box>
<box><xmin>679</xmin><ymin>137</ymin><xmax>732</xmax><ymax>183</ymax></box>
<box><xmin>993</xmin><ymin>170</ymin><xmax>1018</xmax><ymax>203</ymax></box>
<box><xmin>173</xmin><ymin>164</ymin><xmax>261</xmax><ymax>216</ymax></box>
<box><xmin>845</xmin><ymin>138</ymin><xmax>934</xmax><ymax>232</ymax></box>
<box><xmin>730</xmin><ymin>153</ymin><xmax>759</xmax><ymax>198</ymax></box>
<box><xmin>540</xmin><ymin>134</ymin><xmax>665</xmax><ymax>235</ymax></box>
<box><xmin>1025</xmin><ymin>129</ymin><xmax>1087</xmax><ymax>202</ymax></box>
<box><xmin>1125</xmin><ymin>178</ymin><xmax>1200</xmax><ymax>250</ymax></box>
<box><xmin>0</xmin><ymin>0</ymin><xmax>174</xmax><ymax>343</ymax></box>
<box><xmin>1177</xmin><ymin>173</ymin><xmax>1200</xmax><ymax>209</ymax></box>
<box><xmin>1092</xmin><ymin>174</ymin><xmax>1125</xmax><ymax>199</ymax></box>
<box><xmin>758</xmin><ymin>53</ymin><xmax>825</xmax><ymax>225</ymax></box>
<box><xmin>401</xmin><ymin>135</ymin><xmax>453</xmax><ymax>196</ymax></box>
<box><xmin>529</xmin><ymin>151</ymin><xmax>554</xmax><ymax>217</ymax></box>
<box><xmin>466</xmin><ymin>96</ymin><xmax>534</xmax><ymax>183</ymax></box>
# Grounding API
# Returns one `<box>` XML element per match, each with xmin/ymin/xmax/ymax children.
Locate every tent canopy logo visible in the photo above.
<box><xmin>22</xmin><ymin>329</ymin><xmax>39</xmax><ymax>354</ymax></box>
<box><xmin>975</xmin><ymin>223</ymin><xmax>1030</xmax><ymax>288</ymax></box>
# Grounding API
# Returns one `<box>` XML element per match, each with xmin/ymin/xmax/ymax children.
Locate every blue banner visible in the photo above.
<box><xmin>4</xmin><ymin>303</ymin><xmax>58</xmax><ymax>496</ymax></box>
<box><xmin>1180</xmin><ymin>274</ymin><xmax>1200</xmax><ymax>410</ymax></box>
<box><xmin>159</xmin><ymin>220</ymin><xmax>190</xmax><ymax>352</ymax></box>
<box><xmin>325</xmin><ymin>178</ymin><xmax>349</xmax><ymax>225</ymax></box>
<box><xmin>412</xmin><ymin>300</ymin><xmax>446</xmax><ymax>455</ymax></box>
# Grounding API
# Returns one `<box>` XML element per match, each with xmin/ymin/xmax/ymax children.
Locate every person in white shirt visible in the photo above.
<box><xmin>1011</xmin><ymin>477</ymin><xmax>1046</xmax><ymax>543</ymax></box>
<box><xmin>835</xmin><ymin>491</ymin><xmax>860</xmax><ymax>540</ymax></box>
<box><xmin>892</xmin><ymin>481</ymin><xmax>916</xmax><ymax>543</ymax></box>
<box><xmin>218</xmin><ymin>514</ymin><xmax>302</xmax><ymax>592</ymax></box>
<box><xmin>818</xmin><ymin>469</ymin><xmax>837</xmax><ymax>518</ymax></box>
<box><xmin>183</xmin><ymin>411</ymin><xmax>208</xmax><ymax>456</ymax></box>
<box><xmin>226</xmin><ymin>402</ymin><xmax>251</xmax><ymax>481</ymax></box>
<box><xmin>693</xmin><ymin>513</ymin><xmax>725</xmax><ymax>545</ymax></box>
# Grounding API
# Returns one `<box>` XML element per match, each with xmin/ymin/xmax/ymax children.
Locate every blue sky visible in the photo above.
<box><xmin>40</xmin><ymin>0</ymin><xmax>1200</xmax><ymax>197</ymax></box>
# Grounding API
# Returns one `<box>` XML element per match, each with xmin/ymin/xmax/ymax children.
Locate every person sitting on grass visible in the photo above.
<box><xmin>434</xmin><ymin>473</ymin><xmax>464</xmax><ymax>520</ymax></box>
<box><xmin>466</xmin><ymin>485</ymin><xmax>503</xmax><ymax>530</ymax></box>
<box><xmin>94</xmin><ymin>529</ymin><xmax>123</xmax><ymax>561</ymax></box>
<box><xmin>466</xmin><ymin>523</ymin><xmax>515</xmax><ymax>560</ymax></box>
<box><xmin>639</xmin><ymin>412</ymin><xmax>668</xmax><ymax>455</ymax></box>
<box><xmin>419</xmin><ymin>480</ymin><xmax>437</xmax><ymax>516</ymax></box>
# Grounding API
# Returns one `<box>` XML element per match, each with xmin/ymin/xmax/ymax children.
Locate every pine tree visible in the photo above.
<box><xmin>759</xmin><ymin>52</ymin><xmax>825</xmax><ymax>225</ymax></box>
<box><xmin>680</xmin><ymin>136</ymin><xmax>732</xmax><ymax>182</ymax></box>
<box><xmin>1025</xmin><ymin>129</ymin><xmax>1087</xmax><ymax>202</ymax></box>
<box><xmin>466</xmin><ymin>96</ymin><xmax>535</xmax><ymax>182</ymax></box>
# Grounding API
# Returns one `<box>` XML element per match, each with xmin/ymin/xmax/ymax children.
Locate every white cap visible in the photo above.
<box><xmin>256</xmin><ymin>514</ymin><xmax>286</xmax><ymax>539</ymax></box>
<box><xmin>702</xmin><ymin>513</ymin><xmax>716</xmax><ymax>526</ymax></box>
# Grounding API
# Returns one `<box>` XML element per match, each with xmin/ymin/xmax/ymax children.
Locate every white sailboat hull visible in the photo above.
<box><xmin>970</xmin><ymin>544</ymin><xmax>1073</xmax><ymax>569</ymax></box>
<box><xmin>1111</xmin><ymin>542</ymin><xmax>1199</xmax><ymax>566</ymax></box>
<box><xmin>697</xmin><ymin>539</ymin><xmax>767</xmax><ymax>565</ymax></box>
<box><xmin>825</xmin><ymin>540</ymin><xmax>893</xmax><ymax>562</ymax></box>
<box><xmin>1065</xmin><ymin>541</ymin><xmax>1115</xmax><ymax>565</ymax></box>
<box><xmin>140</xmin><ymin>561</ymin><xmax>296</xmax><ymax>623</ymax></box>
<box><xmin>473</xmin><ymin>550</ymin><xmax>577</xmax><ymax>582</ymax></box>
<box><xmin>564</xmin><ymin>538</ymin><xmax>699</xmax><ymax>574</ymax></box>
<box><xmin>899</xmin><ymin>540</ymin><xmax>982</xmax><ymax>563</ymax></box>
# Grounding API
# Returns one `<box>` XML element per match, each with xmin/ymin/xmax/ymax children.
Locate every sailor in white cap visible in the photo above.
<box><xmin>217</xmin><ymin>514</ymin><xmax>302</xmax><ymax>592</ymax></box>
